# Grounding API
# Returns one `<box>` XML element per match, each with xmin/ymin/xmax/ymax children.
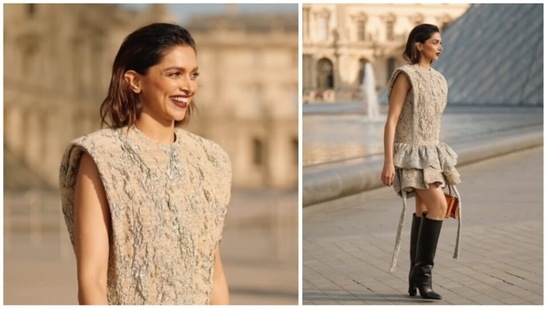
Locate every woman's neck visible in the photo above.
<box><xmin>417</xmin><ymin>58</ymin><xmax>431</xmax><ymax>71</ymax></box>
<box><xmin>135</xmin><ymin>115</ymin><xmax>175</xmax><ymax>144</ymax></box>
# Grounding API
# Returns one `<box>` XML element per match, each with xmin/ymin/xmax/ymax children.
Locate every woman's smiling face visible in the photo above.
<box><xmin>138</xmin><ymin>44</ymin><xmax>199</xmax><ymax>126</ymax></box>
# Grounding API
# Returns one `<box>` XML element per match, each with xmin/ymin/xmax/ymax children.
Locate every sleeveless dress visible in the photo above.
<box><xmin>386</xmin><ymin>64</ymin><xmax>462</xmax><ymax>272</ymax></box>
<box><xmin>59</xmin><ymin>125</ymin><xmax>232</xmax><ymax>304</ymax></box>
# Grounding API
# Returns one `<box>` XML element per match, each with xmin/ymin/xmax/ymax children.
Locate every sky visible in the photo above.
<box><xmin>120</xmin><ymin>3</ymin><xmax>298</xmax><ymax>25</ymax></box>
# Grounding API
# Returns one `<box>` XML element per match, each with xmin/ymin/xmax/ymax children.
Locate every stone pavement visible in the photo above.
<box><xmin>303</xmin><ymin>147</ymin><xmax>543</xmax><ymax>305</ymax></box>
<box><xmin>4</xmin><ymin>189</ymin><xmax>298</xmax><ymax>305</ymax></box>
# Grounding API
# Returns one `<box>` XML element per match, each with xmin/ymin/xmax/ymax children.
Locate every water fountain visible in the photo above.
<box><xmin>361</xmin><ymin>62</ymin><xmax>382</xmax><ymax>121</ymax></box>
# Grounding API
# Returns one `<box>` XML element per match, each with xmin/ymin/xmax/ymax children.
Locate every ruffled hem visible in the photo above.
<box><xmin>393</xmin><ymin>166</ymin><xmax>461</xmax><ymax>198</ymax></box>
<box><xmin>393</xmin><ymin>142</ymin><xmax>457</xmax><ymax>171</ymax></box>
<box><xmin>392</xmin><ymin>142</ymin><xmax>461</xmax><ymax>198</ymax></box>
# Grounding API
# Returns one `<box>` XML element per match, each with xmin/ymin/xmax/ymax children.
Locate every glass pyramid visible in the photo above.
<box><xmin>381</xmin><ymin>4</ymin><xmax>543</xmax><ymax>106</ymax></box>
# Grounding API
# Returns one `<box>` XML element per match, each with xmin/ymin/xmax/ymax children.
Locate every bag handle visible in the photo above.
<box><xmin>446</xmin><ymin>182</ymin><xmax>455</xmax><ymax>197</ymax></box>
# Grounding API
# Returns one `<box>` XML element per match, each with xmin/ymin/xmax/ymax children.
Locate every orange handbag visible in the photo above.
<box><xmin>444</xmin><ymin>185</ymin><xmax>459</xmax><ymax>219</ymax></box>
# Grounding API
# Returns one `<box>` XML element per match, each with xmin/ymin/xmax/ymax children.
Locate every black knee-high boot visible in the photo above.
<box><xmin>408</xmin><ymin>213</ymin><xmax>422</xmax><ymax>296</ymax></box>
<box><xmin>411</xmin><ymin>216</ymin><xmax>443</xmax><ymax>300</ymax></box>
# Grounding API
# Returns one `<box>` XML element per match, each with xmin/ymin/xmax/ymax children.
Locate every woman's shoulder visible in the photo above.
<box><xmin>64</xmin><ymin>128</ymin><xmax>128</xmax><ymax>160</ymax></box>
<box><xmin>388</xmin><ymin>64</ymin><xmax>415</xmax><ymax>88</ymax></box>
<box><xmin>389</xmin><ymin>64</ymin><xmax>417</xmax><ymax>82</ymax></box>
<box><xmin>70</xmin><ymin>128</ymin><xmax>121</xmax><ymax>148</ymax></box>
<box><xmin>394</xmin><ymin>63</ymin><xmax>416</xmax><ymax>74</ymax></box>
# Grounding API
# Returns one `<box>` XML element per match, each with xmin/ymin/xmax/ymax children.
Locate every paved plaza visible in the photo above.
<box><xmin>4</xmin><ymin>189</ymin><xmax>298</xmax><ymax>305</ymax></box>
<box><xmin>303</xmin><ymin>146</ymin><xmax>543</xmax><ymax>305</ymax></box>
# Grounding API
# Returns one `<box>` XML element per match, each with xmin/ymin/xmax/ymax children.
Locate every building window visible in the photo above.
<box><xmin>72</xmin><ymin>38</ymin><xmax>84</xmax><ymax>92</ymax></box>
<box><xmin>22</xmin><ymin>43</ymin><xmax>38</xmax><ymax>75</ymax></box>
<box><xmin>387</xmin><ymin>57</ymin><xmax>396</xmax><ymax>81</ymax></box>
<box><xmin>358</xmin><ymin>58</ymin><xmax>368</xmax><ymax>85</ymax></box>
<box><xmin>317</xmin><ymin>15</ymin><xmax>329</xmax><ymax>41</ymax></box>
<box><xmin>252</xmin><ymin>84</ymin><xmax>263</xmax><ymax>114</ymax></box>
<box><xmin>27</xmin><ymin>4</ymin><xmax>36</xmax><ymax>17</ymax></box>
<box><xmin>253</xmin><ymin>138</ymin><xmax>263</xmax><ymax>166</ymax></box>
<box><xmin>303</xmin><ymin>54</ymin><xmax>313</xmax><ymax>89</ymax></box>
<box><xmin>292</xmin><ymin>138</ymin><xmax>298</xmax><ymax>166</ymax></box>
<box><xmin>386</xmin><ymin>19</ymin><xmax>394</xmax><ymax>41</ymax></box>
<box><xmin>303</xmin><ymin>8</ymin><xmax>310</xmax><ymax>39</ymax></box>
<box><xmin>91</xmin><ymin>41</ymin><xmax>103</xmax><ymax>94</ymax></box>
<box><xmin>357</xmin><ymin>19</ymin><xmax>366</xmax><ymax>42</ymax></box>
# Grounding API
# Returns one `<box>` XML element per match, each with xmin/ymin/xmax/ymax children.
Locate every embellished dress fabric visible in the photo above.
<box><xmin>386</xmin><ymin>64</ymin><xmax>462</xmax><ymax>272</ymax></box>
<box><xmin>59</xmin><ymin>125</ymin><xmax>232</xmax><ymax>305</ymax></box>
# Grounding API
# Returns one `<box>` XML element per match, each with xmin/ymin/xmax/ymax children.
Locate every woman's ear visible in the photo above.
<box><xmin>124</xmin><ymin>70</ymin><xmax>142</xmax><ymax>94</ymax></box>
<box><xmin>415</xmin><ymin>42</ymin><xmax>422</xmax><ymax>52</ymax></box>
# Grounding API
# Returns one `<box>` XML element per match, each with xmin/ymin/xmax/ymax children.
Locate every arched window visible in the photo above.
<box><xmin>316</xmin><ymin>58</ymin><xmax>334</xmax><ymax>89</ymax></box>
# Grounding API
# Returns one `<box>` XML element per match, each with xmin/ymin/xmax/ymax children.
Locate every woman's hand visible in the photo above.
<box><xmin>381</xmin><ymin>163</ymin><xmax>395</xmax><ymax>187</ymax></box>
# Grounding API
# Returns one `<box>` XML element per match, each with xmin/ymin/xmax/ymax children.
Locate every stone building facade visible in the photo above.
<box><xmin>302</xmin><ymin>3</ymin><xmax>470</xmax><ymax>102</ymax></box>
<box><xmin>4</xmin><ymin>4</ymin><xmax>298</xmax><ymax>190</ymax></box>
<box><xmin>4</xmin><ymin>4</ymin><xmax>173</xmax><ymax>190</ymax></box>
<box><xmin>185</xmin><ymin>11</ymin><xmax>299</xmax><ymax>188</ymax></box>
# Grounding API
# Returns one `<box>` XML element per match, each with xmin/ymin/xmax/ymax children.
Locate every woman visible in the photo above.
<box><xmin>381</xmin><ymin>23</ymin><xmax>462</xmax><ymax>300</ymax></box>
<box><xmin>59</xmin><ymin>23</ymin><xmax>231</xmax><ymax>305</ymax></box>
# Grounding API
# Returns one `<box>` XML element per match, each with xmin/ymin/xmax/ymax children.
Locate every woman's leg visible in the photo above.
<box><xmin>415</xmin><ymin>194</ymin><xmax>428</xmax><ymax>216</ymax></box>
<box><xmin>415</xmin><ymin>184</ymin><xmax>447</xmax><ymax>220</ymax></box>
<box><xmin>410</xmin><ymin>184</ymin><xmax>446</xmax><ymax>299</ymax></box>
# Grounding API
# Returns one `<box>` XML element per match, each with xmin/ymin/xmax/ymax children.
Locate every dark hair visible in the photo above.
<box><xmin>100</xmin><ymin>23</ymin><xmax>197</xmax><ymax>128</ymax></box>
<box><xmin>402</xmin><ymin>23</ymin><xmax>440</xmax><ymax>64</ymax></box>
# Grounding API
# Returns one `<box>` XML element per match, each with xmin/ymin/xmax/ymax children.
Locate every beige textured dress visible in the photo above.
<box><xmin>59</xmin><ymin>125</ymin><xmax>232</xmax><ymax>304</ymax></box>
<box><xmin>386</xmin><ymin>64</ymin><xmax>462</xmax><ymax>272</ymax></box>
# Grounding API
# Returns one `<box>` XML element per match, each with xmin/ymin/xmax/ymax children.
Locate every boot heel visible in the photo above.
<box><xmin>408</xmin><ymin>283</ymin><xmax>417</xmax><ymax>296</ymax></box>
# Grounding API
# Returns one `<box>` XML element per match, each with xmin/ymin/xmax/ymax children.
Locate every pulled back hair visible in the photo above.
<box><xmin>402</xmin><ymin>23</ymin><xmax>440</xmax><ymax>64</ymax></box>
<box><xmin>100</xmin><ymin>23</ymin><xmax>197</xmax><ymax>128</ymax></box>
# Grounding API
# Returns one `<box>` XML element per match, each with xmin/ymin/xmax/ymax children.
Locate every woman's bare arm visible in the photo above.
<box><xmin>382</xmin><ymin>73</ymin><xmax>410</xmax><ymax>186</ymax></box>
<box><xmin>74</xmin><ymin>152</ymin><xmax>111</xmax><ymax>304</ymax></box>
<box><xmin>210</xmin><ymin>246</ymin><xmax>230</xmax><ymax>305</ymax></box>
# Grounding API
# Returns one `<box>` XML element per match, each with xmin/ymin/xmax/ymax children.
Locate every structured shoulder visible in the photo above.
<box><xmin>59</xmin><ymin>128</ymin><xmax>122</xmax><ymax>189</ymax></box>
<box><xmin>387</xmin><ymin>64</ymin><xmax>415</xmax><ymax>100</ymax></box>
<box><xmin>396</xmin><ymin>64</ymin><xmax>416</xmax><ymax>74</ymax></box>
<box><xmin>389</xmin><ymin>64</ymin><xmax>416</xmax><ymax>84</ymax></box>
<box><xmin>72</xmin><ymin>128</ymin><xmax>124</xmax><ymax>152</ymax></box>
